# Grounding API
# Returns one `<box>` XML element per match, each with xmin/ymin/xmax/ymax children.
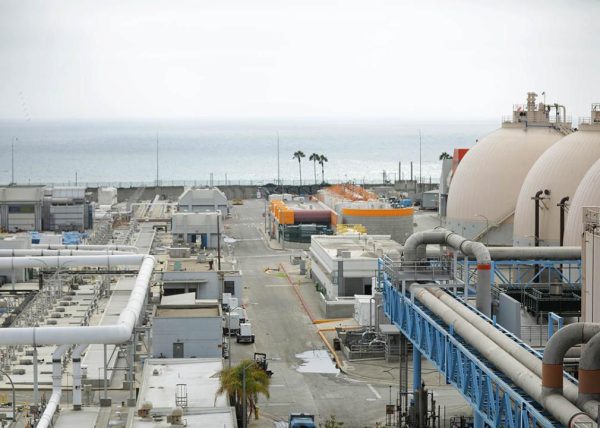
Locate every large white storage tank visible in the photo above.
<box><xmin>564</xmin><ymin>105</ymin><xmax>600</xmax><ymax>245</ymax></box>
<box><xmin>446</xmin><ymin>93</ymin><xmax>566</xmax><ymax>245</ymax></box>
<box><xmin>513</xmin><ymin>107</ymin><xmax>600</xmax><ymax>246</ymax></box>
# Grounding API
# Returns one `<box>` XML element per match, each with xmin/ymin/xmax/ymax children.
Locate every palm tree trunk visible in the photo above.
<box><xmin>298</xmin><ymin>160</ymin><xmax>302</xmax><ymax>186</ymax></box>
<box><xmin>321</xmin><ymin>164</ymin><xmax>325</xmax><ymax>183</ymax></box>
<box><xmin>313</xmin><ymin>161</ymin><xmax>317</xmax><ymax>185</ymax></box>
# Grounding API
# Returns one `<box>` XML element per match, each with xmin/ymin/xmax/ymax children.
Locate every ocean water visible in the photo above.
<box><xmin>0</xmin><ymin>119</ymin><xmax>496</xmax><ymax>186</ymax></box>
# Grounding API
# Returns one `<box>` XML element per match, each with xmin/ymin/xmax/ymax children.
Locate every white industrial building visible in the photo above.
<box><xmin>97</xmin><ymin>187</ymin><xmax>118</xmax><ymax>207</ymax></box>
<box><xmin>0</xmin><ymin>186</ymin><xmax>44</xmax><ymax>232</ymax></box>
<box><xmin>171</xmin><ymin>211</ymin><xmax>222</xmax><ymax>247</ymax></box>
<box><xmin>132</xmin><ymin>358</ymin><xmax>236</xmax><ymax>427</ymax></box>
<box><xmin>177</xmin><ymin>187</ymin><xmax>229</xmax><ymax>216</ymax></box>
<box><xmin>310</xmin><ymin>234</ymin><xmax>401</xmax><ymax>298</ymax></box>
<box><xmin>44</xmin><ymin>187</ymin><xmax>93</xmax><ymax>232</ymax></box>
<box><xmin>152</xmin><ymin>303</ymin><xmax>222</xmax><ymax>358</ymax></box>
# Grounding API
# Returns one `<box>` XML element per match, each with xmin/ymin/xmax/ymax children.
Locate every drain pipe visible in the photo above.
<box><xmin>38</xmin><ymin>344</ymin><xmax>70</xmax><ymax>428</ymax></box>
<box><xmin>0</xmin><ymin>255</ymin><xmax>155</xmax><ymax>345</ymax></box>
<box><xmin>403</xmin><ymin>229</ymin><xmax>492</xmax><ymax>317</ymax></box>
<box><xmin>413</xmin><ymin>286</ymin><xmax>596</xmax><ymax>426</ymax></box>
<box><xmin>72</xmin><ymin>344</ymin><xmax>88</xmax><ymax>411</ymax></box>
<box><xmin>558</xmin><ymin>196</ymin><xmax>570</xmax><ymax>247</ymax></box>
<box><xmin>579</xmin><ymin>331</ymin><xmax>600</xmax><ymax>407</ymax></box>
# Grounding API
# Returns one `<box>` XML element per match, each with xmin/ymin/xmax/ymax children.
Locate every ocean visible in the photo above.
<box><xmin>0</xmin><ymin>118</ymin><xmax>496</xmax><ymax>186</ymax></box>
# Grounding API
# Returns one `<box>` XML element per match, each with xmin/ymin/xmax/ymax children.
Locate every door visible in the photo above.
<box><xmin>173</xmin><ymin>342</ymin><xmax>184</xmax><ymax>358</ymax></box>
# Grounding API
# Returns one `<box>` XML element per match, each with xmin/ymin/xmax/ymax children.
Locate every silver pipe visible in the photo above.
<box><xmin>413</xmin><ymin>286</ymin><xmax>596</xmax><ymax>426</ymax></box>
<box><xmin>403</xmin><ymin>229</ymin><xmax>492</xmax><ymax>316</ymax></box>
<box><xmin>487</xmin><ymin>246</ymin><xmax>580</xmax><ymax>260</ymax></box>
<box><xmin>579</xmin><ymin>332</ymin><xmax>600</xmax><ymax>406</ymax></box>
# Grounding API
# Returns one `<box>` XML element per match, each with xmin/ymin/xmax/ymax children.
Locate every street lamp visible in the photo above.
<box><xmin>475</xmin><ymin>214</ymin><xmax>489</xmax><ymax>245</ymax></box>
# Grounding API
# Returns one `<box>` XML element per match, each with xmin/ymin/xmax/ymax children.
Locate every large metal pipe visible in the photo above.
<box><xmin>0</xmin><ymin>254</ymin><xmax>145</xmax><ymax>270</ymax></box>
<box><xmin>427</xmin><ymin>289</ymin><xmax>582</xmax><ymax>402</ymax></box>
<box><xmin>542</xmin><ymin>323</ymin><xmax>600</xmax><ymax>398</ymax></box>
<box><xmin>72</xmin><ymin>344</ymin><xmax>88</xmax><ymax>410</ymax></box>
<box><xmin>0</xmin><ymin>249</ymin><xmax>134</xmax><ymax>257</ymax></box>
<box><xmin>37</xmin><ymin>344</ymin><xmax>70</xmax><ymax>428</ymax></box>
<box><xmin>413</xmin><ymin>287</ymin><xmax>596</xmax><ymax>426</ymax></box>
<box><xmin>403</xmin><ymin>229</ymin><xmax>492</xmax><ymax>316</ymax></box>
<box><xmin>487</xmin><ymin>246</ymin><xmax>580</xmax><ymax>260</ymax></box>
<box><xmin>558</xmin><ymin>196</ymin><xmax>570</xmax><ymax>247</ymax></box>
<box><xmin>0</xmin><ymin>255</ymin><xmax>155</xmax><ymax>345</ymax></box>
<box><xmin>579</xmin><ymin>332</ymin><xmax>600</xmax><ymax>406</ymax></box>
<box><xmin>32</xmin><ymin>244</ymin><xmax>139</xmax><ymax>252</ymax></box>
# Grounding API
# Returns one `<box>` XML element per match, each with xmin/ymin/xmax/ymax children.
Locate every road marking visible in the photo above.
<box><xmin>367</xmin><ymin>384</ymin><xmax>382</xmax><ymax>400</ymax></box>
<box><xmin>261</xmin><ymin>402</ymin><xmax>294</xmax><ymax>407</ymax></box>
<box><xmin>270</xmin><ymin>384</ymin><xmax>286</xmax><ymax>387</ymax></box>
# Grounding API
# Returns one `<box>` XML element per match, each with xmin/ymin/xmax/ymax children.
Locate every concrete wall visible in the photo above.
<box><xmin>318</xmin><ymin>293</ymin><xmax>355</xmax><ymax>318</ymax></box>
<box><xmin>152</xmin><ymin>316</ymin><xmax>222</xmax><ymax>358</ymax></box>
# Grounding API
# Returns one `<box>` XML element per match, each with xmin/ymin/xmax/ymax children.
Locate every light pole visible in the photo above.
<box><xmin>475</xmin><ymin>214</ymin><xmax>489</xmax><ymax>244</ymax></box>
<box><xmin>0</xmin><ymin>368</ymin><xmax>16</xmax><ymax>421</ymax></box>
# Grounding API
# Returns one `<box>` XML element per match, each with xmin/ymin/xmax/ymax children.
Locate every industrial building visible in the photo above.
<box><xmin>309</xmin><ymin>234</ymin><xmax>401</xmax><ymax>298</ymax></box>
<box><xmin>171</xmin><ymin>211</ymin><xmax>222</xmax><ymax>247</ymax></box>
<box><xmin>177</xmin><ymin>187</ymin><xmax>229</xmax><ymax>216</ymax></box>
<box><xmin>0</xmin><ymin>185</ymin><xmax>44</xmax><ymax>232</ymax></box>
<box><xmin>162</xmin><ymin>266</ymin><xmax>242</xmax><ymax>299</ymax></box>
<box><xmin>133</xmin><ymin>358</ymin><xmax>236</xmax><ymax>427</ymax></box>
<box><xmin>152</xmin><ymin>303</ymin><xmax>223</xmax><ymax>358</ymax></box>
<box><xmin>268</xmin><ymin>195</ymin><xmax>335</xmax><ymax>248</ymax></box>
<box><xmin>44</xmin><ymin>187</ymin><xmax>93</xmax><ymax>232</ymax></box>
<box><xmin>317</xmin><ymin>184</ymin><xmax>414</xmax><ymax>243</ymax></box>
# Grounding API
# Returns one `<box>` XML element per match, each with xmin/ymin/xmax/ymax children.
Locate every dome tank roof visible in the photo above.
<box><xmin>564</xmin><ymin>158</ymin><xmax>600</xmax><ymax>246</ymax></box>
<box><xmin>446</xmin><ymin>126</ymin><xmax>564</xmax><ymax>242</ymax></box>
<box><xmin>513</xmin><ymin>128</ymin><xmax>600</xmax><ymax>246</ymax></box>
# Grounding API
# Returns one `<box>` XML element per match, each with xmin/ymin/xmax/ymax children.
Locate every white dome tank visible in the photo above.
<box><xmin>446</xmin><ymin>93</ymin><xmax>566</xmax><ymax>245</ymax></box>
<box><xmin>514</xmin><ymin>126</ymin><xmax>600</xmax><ymax>246</ymax></box>
<box><xmin>563</xmin><ymin>106</ymin><xmax>600</xmax><ymax>245</ymax></box>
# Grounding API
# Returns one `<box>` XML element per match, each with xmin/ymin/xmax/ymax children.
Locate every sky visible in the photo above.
<box><xmin>0</xmin><ymin>0</ymin><xmax>599</xmax><ymax>121</ymax></box>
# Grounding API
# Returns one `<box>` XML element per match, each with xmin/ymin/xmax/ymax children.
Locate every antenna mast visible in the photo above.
<box><xmin>11</xmin><ymin>138</ymin><xmax>15</xmax><ymax>185</ymax></box>
<box><xmin>156</xmin><ymin>133</ymin><xmax>159</xmax><ymax>187</ymax></box>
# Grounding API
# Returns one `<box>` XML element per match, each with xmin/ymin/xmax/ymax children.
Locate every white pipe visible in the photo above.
<box><xmin>413</xmin><ymin>286</ymin><xmax>596</xmax><ymax>426</ymax></box>
<box><xmin>37</xmin><ymin>344</ymin><xmax>70</xmax><ymax>428</ymax></box>
<box><xmin>578</xmin><ymin>331</ymin><xmax>600</xmax><ymax>406</ymax></box>
<box><xmin>72</xmin><ymin>344</ymin><xmax>88</xmax><ymax>410</ymax></box>
<box><xmin>0</xmin><ymin>254</ymin><xmax>144</xmax><ymax>270</ymax></box>
<box><xmin>33</xmin><ymin>244</ymin><xmax>139</xmax><ymax>252</ymax></box>
<box><xmin>0</xmin><ymin>255</ymin><xmax>155</xmax><ymax>345</ymax></box>
<box><xmin>0</xmin><ymin>249</ymin><xmax>134</xmax><ymax>257</ymax></box>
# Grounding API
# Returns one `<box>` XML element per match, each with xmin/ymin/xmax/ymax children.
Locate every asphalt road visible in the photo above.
<box><xmin>225</xmin><ymin>199</ymin><xmax>393</xmax><ymax>428</ymax></box>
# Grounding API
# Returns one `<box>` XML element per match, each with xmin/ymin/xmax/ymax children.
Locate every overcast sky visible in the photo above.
<box><xmin>0</xmin><ymin>0</ymin><xmax>599</xmax><ymax>121</ymax></box>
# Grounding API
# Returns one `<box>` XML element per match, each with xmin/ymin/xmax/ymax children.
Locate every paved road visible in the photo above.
<box><xmin>225</xmin><ymin>200</ymin><xmax>392</xmax><ymax>427</ymax></box>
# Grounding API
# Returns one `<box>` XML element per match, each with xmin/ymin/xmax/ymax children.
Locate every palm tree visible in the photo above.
<box><xmin>293</xmin><ymin>151</ymin><xmax>306</xmax><ymax>185</ymax></box>
<box><xmin>218</xmin><ymin>359</ymin><xmax>271</xmax><ymax>421</ymax></box>
<box><xmin>318</xmin><ymin>154</ymin><xmax>328</xmax><ymax>184</ymax></box>
<box><xmin>309</xmin><ymin>153</ymin><xmax>320</xmax><ymax>184</ymax></box>
<box><xmin>439</xmin><ymin>152</ymin><xmax>452</xmax><ymax>160</ymax></box>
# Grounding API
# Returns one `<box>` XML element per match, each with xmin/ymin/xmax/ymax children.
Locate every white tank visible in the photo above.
<box><xmin>564</xmin><ymin>159</ymin><xmax>600</xmax><ymax>246</ymax></box>
<box><xmin>447</xmin><ymin>92</ymin><xmax>567</xmax><ymax>245</ymax></box>
<box><xmin>513</xmin><ymin>128</ymin><xmax>600</xmax><ymax>246</ymax></box>
<box><xmin>446</xmin><ymin>126</ymin><xmax>563</xmax><ymax>244</ymax></box>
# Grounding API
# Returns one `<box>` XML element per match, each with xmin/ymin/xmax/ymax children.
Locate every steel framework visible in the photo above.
<box><xmin>382</xmin><ymin>277</ymin><xmax>561</xmax><ymax>427</ymax></box>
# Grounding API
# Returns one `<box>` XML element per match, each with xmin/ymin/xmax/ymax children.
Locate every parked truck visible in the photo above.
<box><xmin>236</xmin><ymin>322</ymin><xmax>255</xmax><ymax>343</ymax></box>
<box><xmin>289</xmin><ymin>413</ymin><xmax>316</xmax><ymax>428</ymax></box>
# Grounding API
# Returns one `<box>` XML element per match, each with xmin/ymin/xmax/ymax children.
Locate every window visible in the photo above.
<box><xmin>9</xmin><ymin>205</ymin><xmax>35</xmax><ymax>214</ymax></box>
<box><xmin>224</xmin><ymin>280</ymin><xmax>235</xmax><ymax>294</ymax></box>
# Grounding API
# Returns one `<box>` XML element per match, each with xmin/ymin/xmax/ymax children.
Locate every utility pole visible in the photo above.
<box><xmin>419</xmin><ymin>130</ymin><xmax>422</xmax><ymax>198</ymax></box>
<box><xmin>11</xmin><ymin>138</ymin><xmax>15</xmax><ymax>185</ymax></box>
<box><xmin>277</xmin><ymin>132</ymin><xmax>281</xmax><ymax>193</ymax></box>
<box><xmin>155</xmin><ymin>134</ymin><xmax>159</xmax><ymax>187</ymax></box>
